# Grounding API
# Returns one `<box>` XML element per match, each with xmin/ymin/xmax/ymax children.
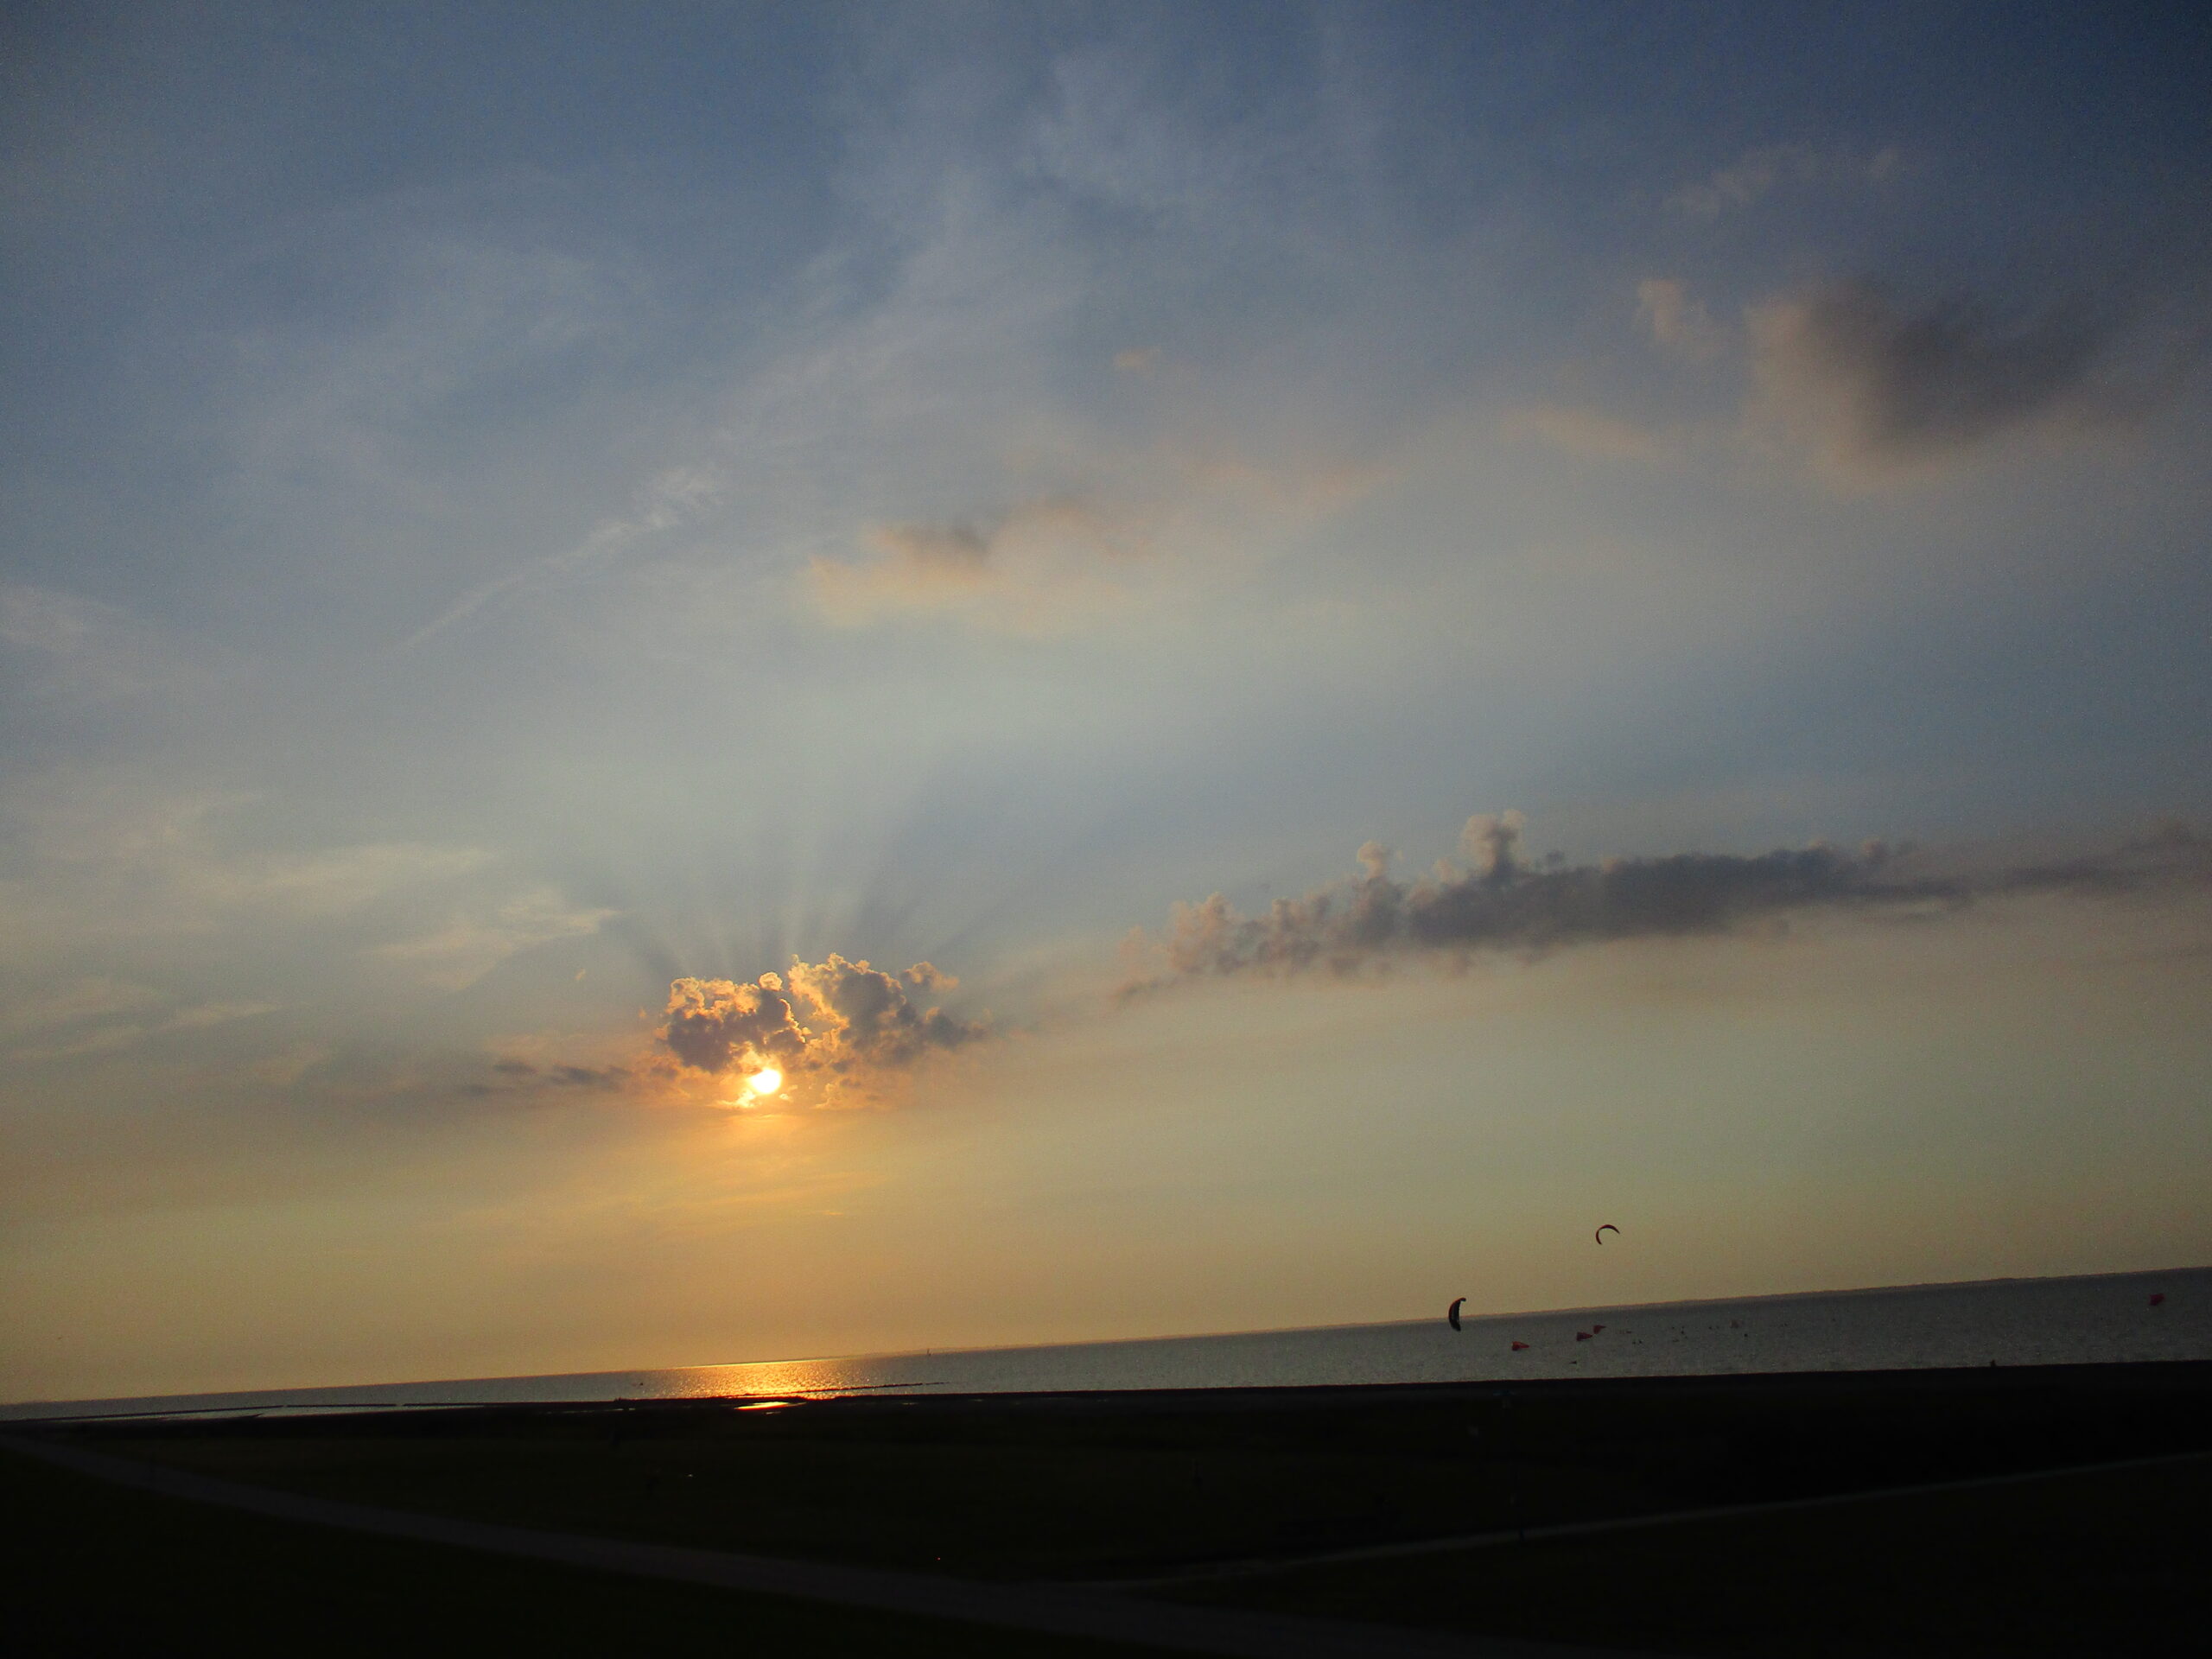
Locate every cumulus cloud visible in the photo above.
<box><xmin>1746</xmin><ymin>280</ymin><xmax>2154</xmax><ymax>477</ymax></box>
<box><xmin>1670</xmin><ymin>144</ymin><xmax>1899</xmax><ymax>219</ymax></box>
<box><xmin>658</xmin><ymin>954</ymin><xmax>986</xmax><ymax>1100</ymax></box>
<box><xmin>1122</xmin><ymin>811</ymin><xmax>2212</xmax><ymax>995</ymax></box>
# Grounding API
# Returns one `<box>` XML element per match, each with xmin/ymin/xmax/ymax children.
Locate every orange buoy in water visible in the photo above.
<box><xmin>1510</xmin><ymin>1340</ymin><xmax>1530</xmax><ymax>1351</ymax></box>
<box><xmin>2150</xmin><ymin>1293</ymin><xmax>2166</xmax><ymax>1307</ymax></box>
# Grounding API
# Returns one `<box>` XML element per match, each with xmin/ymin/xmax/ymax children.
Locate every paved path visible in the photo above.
<box><xmin>3</xmin><ymin>1435</ymin><xmax>1652</xmax><ymax>1659</ymax></box>
<box><xmin>1104</xmin><ymin>1446</ymin><xmax>2212</xmax><ymax>1588</ymax></box>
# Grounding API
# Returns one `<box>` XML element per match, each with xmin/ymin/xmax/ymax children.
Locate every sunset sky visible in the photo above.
<box><xmin>5</xmin><ymin>2</ymin><xmax>2209</xmax><ymax>1405</ymax></box>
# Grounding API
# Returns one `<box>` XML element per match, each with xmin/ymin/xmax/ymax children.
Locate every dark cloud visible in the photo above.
<box><xmin>659</xmin><ymin>954</ymin><xmax>985</xmax><ymax>1092</ymax></box>
<box><xmin>1748</xmin><ymin>280</ymin><xmax>2182</xmax><ymax>474</ymax></box>
<box><xmin>1122</xmin><ymin>813</ymin><xmax>2211</xmax><ymax>995</ymax></box>
<box><xmin>464</xmin><ymin>1058</ymin><xmax>629</xmax><ymax>1097</ymax></box>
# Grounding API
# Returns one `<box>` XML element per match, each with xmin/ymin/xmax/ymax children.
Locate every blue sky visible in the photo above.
<box><xmin>4</xmin><ymin>3</ymin><xmax>2209</xmax><ymax>1401</ymax></box>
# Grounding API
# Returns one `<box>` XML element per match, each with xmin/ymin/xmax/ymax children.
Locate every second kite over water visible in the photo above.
<box><xmin>1595</xmin><ymin>1224</ymin><xmax>1620</xmax><ymax>1244</ymax></box>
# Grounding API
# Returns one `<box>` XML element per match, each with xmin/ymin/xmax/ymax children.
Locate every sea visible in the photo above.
<box><xmin>7</xmin><ymin>1266</ymin><xmax>2205</xmax><ymax>1425</ymax></box>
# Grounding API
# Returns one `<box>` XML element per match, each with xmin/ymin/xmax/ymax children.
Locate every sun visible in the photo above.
<box><xmin>746</xmin><ymin>1067</ymin><xmax>783</xmax><ymax>1097</ymax></box>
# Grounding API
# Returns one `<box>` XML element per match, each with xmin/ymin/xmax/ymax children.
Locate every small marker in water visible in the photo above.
<box><xmin>2150</xmin><ymin>1293</ymin><xmax>2166</xmax><ymax>1306</ymax></box>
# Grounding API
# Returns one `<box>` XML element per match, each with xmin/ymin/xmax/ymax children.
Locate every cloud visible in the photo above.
<box><xmin>399</xmin><ymin>462</ymin><xmax>728</xmax><ymax>652</ymax></box>
<box><xmin>1637</xmin><ymin>278</ymin><xmax>1726</xmax><ymax>362</ymax></box>
<box><xmin>462</xmin><ymin>1057</ymin><xmax>631</xmax><ymax>1098</ymax></box>
<box><xmin>2</xmin><ymin>979</ymin><xmax>279</xmax><ymax>1061</ymax></box>
<box><xmin>1670</xmin><ymin>144</ymin><xmax>1899</xmax><ymax>219</ymax></box>
<box><xmin>0</xmin><ymin>976</ymin><xmax>165</xmax><ymax>1039</ymax></box>
<box><xmin>658</xmin><ymin>954</ymin><xmax>986</xmax><ymax>1101</ymax></box>
<box><xmin>1594</xmin><ymin>273</ymin><xmax>2199</xmax><ymax>484</ymax></box>
<box><xmin>810</xmin><ymin>493</ymin><xmax>1154</xmax><ymax>629</ymax></box>
<box><xmin>0</xmin><ymin>770</ymin><xmax>518</xmax><ymax>960</ymax></box>
<box><xmin>371</xmin><ymin>887</ymin><xmax>618</xmax><ymax>989</ymax></box>
<box><xmin>1745</xmin><ymin>279</ymin><xmax>2153</xmax><ymax>478</ymax></box>
<box><xmin>0</xmin><ymin>584</ymin><xmax>219</xmax><ymax>705</ymax></box>
<box><xmin>1121</xmin><ymin>811</ymin><xmax>2212</xmax><ymax>995</ymax></box>
<box><xmin>1500</xmin><ymin>404</ymin><xmax>1675</xmax><ymax>463</ymax></box>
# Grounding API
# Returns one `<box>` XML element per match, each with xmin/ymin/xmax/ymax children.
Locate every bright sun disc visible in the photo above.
<box><xmin>747</xmin><ymin>1068</ymin><xmax>783</xmax><ymax>1096</ymax></box>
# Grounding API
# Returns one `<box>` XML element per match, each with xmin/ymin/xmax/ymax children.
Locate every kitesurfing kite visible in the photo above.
<box><xmin>1595</xmin><ymin>1224</ymin><xmax>1619</xmax><ymax>1244</ymax></box>
<box><xmin>1447</xmin><ymin>1297</ymin><xmax>1466</xmax><ymax>1331</ymax></box>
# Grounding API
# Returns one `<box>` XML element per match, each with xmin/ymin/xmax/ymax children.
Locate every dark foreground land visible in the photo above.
<box><xmin>6</xmin><ymin>1361</ymin><xmax>2209</xmax><ymax>1656</ymax></box>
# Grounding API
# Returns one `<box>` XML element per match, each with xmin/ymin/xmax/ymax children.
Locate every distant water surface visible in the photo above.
<box><xmin>8</xmin><ymin>1266</ymin><xmax>2204</xmax><ymax>1423</ymax></box>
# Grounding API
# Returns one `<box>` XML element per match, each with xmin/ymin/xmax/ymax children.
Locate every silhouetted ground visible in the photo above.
<box><xmin>16</xmin><ymin>1362</ymin><xmax>2211</xmax><ymax>1654</ymax></box>
<box><xmin>1168</xmin><ymin>1457</ymin><xmax>2211</xmax><ymax>1656</ymax></box>
<box><xmin>0</xmin><ymin>1446</ymin><xmax>1160</xmax><ymax>1658</ymax></box>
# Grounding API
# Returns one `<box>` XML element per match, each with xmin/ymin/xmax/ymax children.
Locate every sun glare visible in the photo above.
<box><xmin>747</xmin><ymin>1068</ymin><xmax>783</xmax><ymax>1096</ymax></box>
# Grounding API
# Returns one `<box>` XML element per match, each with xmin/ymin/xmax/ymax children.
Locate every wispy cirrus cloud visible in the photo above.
<box><xmin>0</xmin><ymin>974</ymin><xmax>277</xmax><ymax>1061</ymax></box>
<box><xmin>372</xmin><ymin>887</ymin><xmax>619</xmax><ymax>990</ymax></box>
<box><xmin>0</xmin><ymin>584</ymin><xmax>225</xmax><ymax>706</ymax></box>
<box><xmin>1669</xmin><ymin>143</ymin><xmax>1900</xmax><ymax>219</ymax></box>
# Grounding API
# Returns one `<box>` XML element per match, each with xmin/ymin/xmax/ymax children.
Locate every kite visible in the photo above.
<box><xmin>1595</xmin><ymin>1224</ymin><xmax>1620</xmax><ymax>1244</ymax></box>
<box><xmin>1448</xmin><ymin>1297</ymin><xmax>1466</xmax><ymax>1331</ymax></box>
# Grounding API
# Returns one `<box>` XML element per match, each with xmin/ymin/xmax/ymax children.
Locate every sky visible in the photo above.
<box><xmin>4</xmin><ymin>2</ymin><xmax>2210</xmax><ymax>1404</ymax></box>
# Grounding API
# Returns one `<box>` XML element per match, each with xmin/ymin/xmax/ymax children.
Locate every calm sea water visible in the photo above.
<box><xmin>9</xmin><ymin>1267</ymin><xmax>2205</xmax><ymax>1423</ymax></box>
